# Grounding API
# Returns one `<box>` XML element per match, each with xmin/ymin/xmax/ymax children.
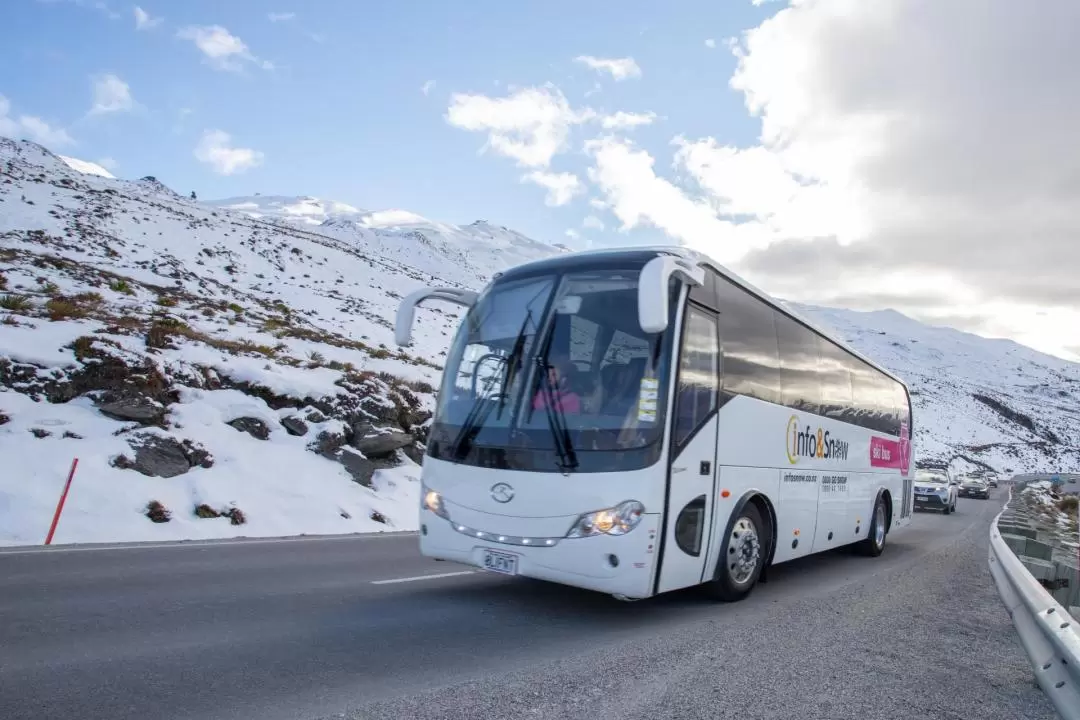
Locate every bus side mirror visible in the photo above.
<box><xmin>638</xmin><ymin>255</ymin><xmax>705</xmax><ymax>334</ymax></box>
<box><xmin>395</xmin><ymin>287</ymin><xmax>478</xmax><ymax>347</ymax></box>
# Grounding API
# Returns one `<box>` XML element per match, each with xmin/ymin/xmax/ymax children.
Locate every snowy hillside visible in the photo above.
<box><xmin>0</xmin><ymin>136</ymin><xmax>1078</xmax><ymax>547</ymax></box>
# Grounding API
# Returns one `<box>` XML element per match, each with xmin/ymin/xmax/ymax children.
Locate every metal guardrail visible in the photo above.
<box><xmin>989</xmin><ymin>485</ymin><xmax>1080</xmax><ymax>719</ymax></box>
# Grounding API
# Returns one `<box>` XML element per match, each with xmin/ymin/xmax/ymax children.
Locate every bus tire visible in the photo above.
<box><xmin>857</xmin><ymin>493</ymin><xmax>888</xmax><ymax>557</ymax></box>
<box><xmin>707</xmin><ymin>501</ymin><xmax>766</xmax><ymax>602</ymax></box>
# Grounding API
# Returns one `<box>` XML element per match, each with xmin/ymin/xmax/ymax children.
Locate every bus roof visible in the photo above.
<box><xmin>498</xmin><ymin>244</ymin><xmax>909</xmax><ymax>390</ymax></box>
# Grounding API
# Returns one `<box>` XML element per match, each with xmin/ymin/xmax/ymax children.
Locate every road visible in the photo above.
<box><xmin>0</xmin><ymin>488</ymin><xmax>1055</xmax><ymax>720</ymax></box>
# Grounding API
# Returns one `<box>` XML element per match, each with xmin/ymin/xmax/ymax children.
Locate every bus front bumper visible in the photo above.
<box><xmin>419</xmin><ymin>510</ymin><xmax>660</xmax><ymax>598</ymax></box>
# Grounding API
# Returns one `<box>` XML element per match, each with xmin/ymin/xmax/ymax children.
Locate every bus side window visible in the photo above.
<box><xmin>673</xmin><ymin>305</ymin><xmax>720</xmax><ymax>450</ymax></box>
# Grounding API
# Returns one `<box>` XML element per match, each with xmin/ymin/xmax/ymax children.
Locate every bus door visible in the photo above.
<box><xmin>656</xmin><ymin>303</ymin><xmax>722</xmax><ymax>594</ymax></box>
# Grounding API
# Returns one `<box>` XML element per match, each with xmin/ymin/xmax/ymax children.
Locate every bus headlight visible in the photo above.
<box><xmin>566</xmin><ymin>500</ymin><xmax>645</xmax><ymax>538</ymax></box>
<box><xmin>423</xmin><ymin>488</ymin><xmax>449</xmax><ymax>519</ymax></box>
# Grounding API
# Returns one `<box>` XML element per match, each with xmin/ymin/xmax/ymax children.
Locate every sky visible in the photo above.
<box><xmin>2</xmin><ymin>0</ymin><xmax>1079</xmax><ymax>362</ymax></box>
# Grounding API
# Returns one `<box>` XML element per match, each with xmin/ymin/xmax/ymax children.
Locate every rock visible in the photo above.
<box><xmin>112</xmin><ymin>433</ymin><xmax>214</xmax><ymax>478</ymax></box>
<box><xmin>183</xmin><ymin>440</ymin><xmax>214</xmax><ymax>469</ymax></box>
<box><xmin>334</xmin><ymin>447</ymin><xmax>377</xmax><ymax>488</ymax></box>
<box><xmin>227</xmin><ymin>416</ymin><xmax>270</xmax><ymax>441</ymax></box>
<box><xmin>30</xmin><ymin>428</ymin><xmax>51</xmax><ymax>438</ymax></box>
<box><xmin>281</xmin><ymin>415</ymin><xmax>308</xmax><ymax>436</ymax></box>
<box><xmin>309</xmin><ymin>427</ymin><xmax>349</xmax><ymax>455</ymax></box>
<box><xmin>402</xmin><ymin>443</ymin><xmax>425</xmax><ymax>465</ymax></box>
<box><xmin>95</xmin><ymin>395</ymin><xmax>166</xmax><ymax>424</ymax></box>
<box><xmin>305</xmin><ymin>409</ymin><xmax>327</xmax><ymax>423</ymax></box>
<box><xmin>350</xmin><ymin>426</ymin><xmax>413</xmax><ymax>458</ymax></box>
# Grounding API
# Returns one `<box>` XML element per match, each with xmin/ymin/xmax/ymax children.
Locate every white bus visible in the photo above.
<box><xmin>395</xmin><ymin>246</ymin><xmax>915</xmax><ymax>602</ymax></box>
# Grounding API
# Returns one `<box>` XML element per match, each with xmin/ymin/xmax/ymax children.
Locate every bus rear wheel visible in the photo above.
<box><xmin>707</xmin><ymin>502</ymin><xmax>765</xmax><ymax>602</ymax></box>
<box><xmin>857</xmin><ymin>495</ymin><xmax>888</xmax><ymax>557</ymax></box>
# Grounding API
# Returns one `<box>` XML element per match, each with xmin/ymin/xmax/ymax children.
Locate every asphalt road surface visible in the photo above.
<box><xmin>0</xmin><ymin>487</ymin><xmax>1055</xmax><ymax>720</ymax></box>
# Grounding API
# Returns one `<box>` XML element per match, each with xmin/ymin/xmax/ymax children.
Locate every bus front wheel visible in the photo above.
<box><xmin>707</xmin><ymin>502</ymin><xmax>766</xmax><ymax>602</ymax></box>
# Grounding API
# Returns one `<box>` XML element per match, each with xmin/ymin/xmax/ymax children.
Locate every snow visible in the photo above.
<box><xmin>58</xmin><ymin>155</ymin><xmax>116</xmax><ymax>179</ymax></box>
<box><xmin>0</xmin><ymin>318</ymin><xmax>95</xmax><ymax>367</ymax></box>
<box><xmin>1</xmin><ymin>135</ymin><xmax>1079</xmax><ymax>547</ymax></box>
<box><xmin>0</xmin><ymin>388</ymin><xmax>420</xmax><ymax>546</ymax></box>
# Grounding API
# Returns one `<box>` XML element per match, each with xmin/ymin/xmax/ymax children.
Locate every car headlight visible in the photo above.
<box><xmin>938</xmin><ymin>487</ymin><xmax>950</xmax><ymax>496</ymax></box>
<box><xmin>422</xmin><ymin>488</ymin><xmax>449</xmax><ymax>519</ymax></box>
<box><xmin>566</xmin><ymin>500</ymin><xmax>645</xmax><ymax>538</ymax></box>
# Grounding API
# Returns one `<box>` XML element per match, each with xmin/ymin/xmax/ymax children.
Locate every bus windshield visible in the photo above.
<box><xmin>427</xmin><ymin>262</ymin><xmax>677</xmax><ymax>473</ymax></box>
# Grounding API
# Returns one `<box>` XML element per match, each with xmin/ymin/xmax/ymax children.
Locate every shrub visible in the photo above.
<box><xmin>156</xmin><ymin>295</ymin><xmax>178</xmax><ymax>307</ymax></box>
<box><xmin>145</xmin><ymin>500</ymin><xmax>171</xmax><ymax>523</ymax></box>
<box><xmin>1058</xmin><ymin>495</ymin><xmax>1078</xmax><ymax>517</ymax></box>
<box><xmin>0</xmin><ymin>272</ymin><xmax>7</xmax><ymax>290</ymax></box>
<box><xmin>45</xmin><ymin>298</ymin><xmax>86</xmax><ymax>321</ymax></box>
<box><xmin>194</xmin><ymin>504</ymin><xmax>221</xmax><ymax>519</ymax></box>
<box><xmin>0</xmin><ymin>294</ymin><xmax>32</xmax><ymax>312</ymax></box>
<box><xmin>223</xmin><ymin>507</ymin><xmax>246</xmax><ymax>526</ymax></box>
<box><xmin>109</xmin><ymin>279</ymin><xmax>135</xmax><ymax>295</ymax></box>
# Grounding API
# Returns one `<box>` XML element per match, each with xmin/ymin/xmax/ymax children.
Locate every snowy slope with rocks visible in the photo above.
<box><xmin>0</xmin><ymin>136</ymin><xmax>1078</xmax><ymax>547</ymax></box>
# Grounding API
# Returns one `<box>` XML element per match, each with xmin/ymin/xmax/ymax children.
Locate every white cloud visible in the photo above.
<box><xmin>133</xmin><ymin>6</ymin><xmax>161</xmax><ymax>30</ymax></box>
<box><xmin>585</xmin><ymin>137</ymin><xmax>768</xmax><ymax>263</ymax></box>
<box><xmin>0</xmin><ymin>95</ymin><xmax>74</xmax><ymax>148</ymax></box>
<box><xmin>565</xmin><ymin>229</ymin><xmax>581</xmax><ymax>240</ymax></box>
<box><xmin>600</xmin><ymin>111</ymin><xmax>656</xmax><ymax>130</ymax></box>
<box><xmin>89</xmin><ymin>73</ymin><xmax>135</xmax><ymax>115</ymax></box>
<box><xmin>177</xmin><ymin>25</ymin><xmax>272</xmax><ymax>72</ymax></box>
<box><xmin>521</xmin><ymin>171</ymin><xmax>584</xmax><ymax>207</ymax></box>
<box><xmin>421</xmin><ymin>80</ymin><xmax>436</xmax><ymax>96</ymax></box>
<box><xmin>268</xmin><ymin>12</ymin><xmax>295</xmax><ymax>22</ymax></box>
<box><xmin>446</xmin><ymin>84</ymin><xmax>594</xmax><ymax>168</ymax></box>
<box><xmin>194</xmin><ymin>129</ymin><xmax>264</xmax><ymax>175</ymax></box>
<box><xmin>583</xmin><ymin>215</ymin><xmax>605</xmax><ymax>231</ymax></box>
<box><xmin>721</xmin><ymin>0</ymin><xmax>1080</xmax><ymax>360</ymax></box>
<box><xmin>705</xmin><ymin>38</ymin><xmax>717</xmax><ymax>48</ymax></box>
<box><xmin>97</xmin><ymin>156</ymin><xmax>117</xmax><ymax>170</ymax></box>
<box><xmin>574</xmin><ymin>55</ymin><xmax>642</xmax><ymax>81</ymax></box>
<box><xmin>588</xmin><ymin>198</ymin><xmax>608</xmax><ymax>210</ymax></box>
<box><xmin>15</xmin><ymin>116</ymin><xmax>75</xmax><ymax>147</ymax></box>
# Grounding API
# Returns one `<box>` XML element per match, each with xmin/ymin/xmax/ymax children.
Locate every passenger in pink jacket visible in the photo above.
<box><xmin>533</xmin><ymin>359</ymin><xmax>581</xmax><ymax>414</ymax></box>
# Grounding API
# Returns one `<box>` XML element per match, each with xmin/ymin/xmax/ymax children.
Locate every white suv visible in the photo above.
<box><xmin>914</xmin><ymin>470</ymin><xmax>958</xmax><ymax>514</ymax></box>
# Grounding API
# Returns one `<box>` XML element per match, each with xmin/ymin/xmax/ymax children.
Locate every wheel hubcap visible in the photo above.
<box><xmin>874</xmin><ymin>504</ymin><xmax>886</xmax><ymax>547</ymax></box>
<box><xmin>727</xmin><ymin>516</ymin><xmax>760</xmax><ymax>585</ymax></box>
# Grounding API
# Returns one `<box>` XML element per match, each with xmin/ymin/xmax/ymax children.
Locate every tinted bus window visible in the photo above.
<box><xmin>775</xmin><ymin>313</ymin><xmax>822</xmax><ymax>416</ymax></box>
<box><xmin>817</xmin><ymin>335</ymin><xmax>854</xmax><ymax>423</ymax></box>
<box><xmin>715</xmin><ymin>278</ymin><xmax>781</xmax><ymax>405</ymax></box>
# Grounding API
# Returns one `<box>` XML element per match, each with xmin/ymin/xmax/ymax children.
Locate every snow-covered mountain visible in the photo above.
<box><xmin>211</xmin><ymin>194</ymin><xmax>569</xmax><ymax>283</ymax></box>
<box><xmin>1</xmin><ymin>136</ymin><xmax>1078</xmax><ymax>546</ymax></box>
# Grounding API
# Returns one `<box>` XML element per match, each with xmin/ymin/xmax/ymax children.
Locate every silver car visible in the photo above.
<box><xmin>914</xmin><ymin>471</ymin><xmax>958</xmax><ymax>514</ymax></box>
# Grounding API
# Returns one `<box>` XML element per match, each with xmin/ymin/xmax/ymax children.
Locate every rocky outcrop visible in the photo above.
<box><xmin>112</xmin><ymin>434</ymin><xmax>214</xmax><ymax>478</ymax></box>
<box><xmin>227</xmin><ymin>417</ymin><xmax>270</xmax><ymax>440</ymax></box>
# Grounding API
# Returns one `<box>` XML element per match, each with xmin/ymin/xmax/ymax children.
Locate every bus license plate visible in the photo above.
<box><xmin>481</xmin><ymin>549</ymin><xmax>518</xmax><ymax>576</ymax></box>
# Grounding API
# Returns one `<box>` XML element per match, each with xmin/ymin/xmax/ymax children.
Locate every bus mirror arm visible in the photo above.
<box><xmin>638</xmin><ymin>256</ymin><xmax>706</xmax><ymax>334</ymax></box>
<box><xmin>395</xmin><ymin>287</ymin><xmax>479</xmax><ymax>347</ymax></box>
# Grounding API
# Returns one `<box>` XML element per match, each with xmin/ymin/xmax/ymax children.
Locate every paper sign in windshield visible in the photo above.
<box><xmin>638</xmin><ymin>377</ymin><xmax>659</xmax><ymax>422</ymax></box>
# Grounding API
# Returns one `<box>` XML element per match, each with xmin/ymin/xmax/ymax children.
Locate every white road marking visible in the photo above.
<box><xmin>0</xmin><ymin>531</ymin><xmax>419</xmax><ymax>555</ymax></box>
<box><xmin>371</xmin><ymin>570</ymin><xmax>477</xmax><ymax>585</ymax></box>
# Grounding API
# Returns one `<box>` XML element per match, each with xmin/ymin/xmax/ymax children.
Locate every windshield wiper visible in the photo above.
<box><xmin>536</xmin><ymin>356</ymin><xmax>578</xmax><ymax>473</ymax></box>
<box><xmin>447</xmin><ymin>360</ymin><xmax>504</xmax><ymax>462</ymax></box>
<box><xmin>496</xmin><ymin>309</ymin><xmax>533</xmax><ymax>420</ymax></box>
